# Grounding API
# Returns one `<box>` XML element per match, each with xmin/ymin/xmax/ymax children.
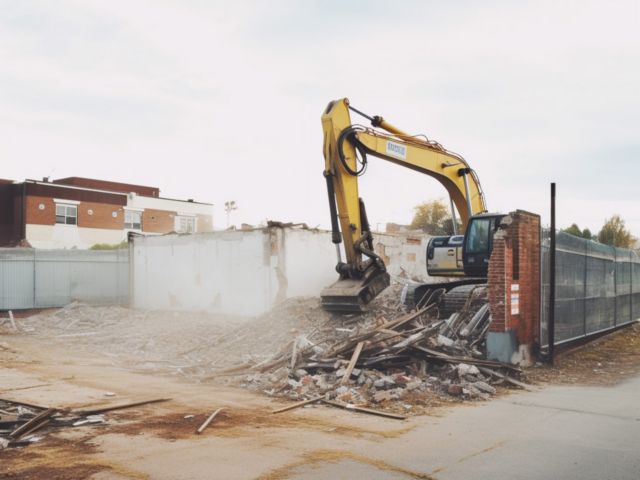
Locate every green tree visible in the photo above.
<box><xmin>597</xmin><ymin>215</ymin><xmax>636</xmax><ymax>248</ymax></box>
<box><xmin>581</xmin><ymin>228</ymin><xmax>594</xmax><ymax>240</ymax></box>
<box><xmin>562</xmin><ymin>223</ymin><xmax>582</xmax><ymax>237</ymax></box>
<box><xmin>410</xmin><ymin>199</ymin><xmax>459</xmax><ymax>235</ymax></box>
<box><xmin>90</xmin><ymin>240</ymin><xmax>129</xmax><ymax>250</ymax></box>
<box><xmin>562</xmin><ymin>223</ymin><xmax>595</xmax><ymax>240</ymax></box>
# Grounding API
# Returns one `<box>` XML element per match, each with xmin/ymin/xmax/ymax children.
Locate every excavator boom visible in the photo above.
<box><xmin>321</xmin><ymin>98</ymin><xmax>487</xmax><ymax>312</ymax></box>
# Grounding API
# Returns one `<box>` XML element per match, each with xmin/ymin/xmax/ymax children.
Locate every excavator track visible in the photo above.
<box><xmin>405</xmin><ymin>278</ymin><xmax>487</xmax><ymax>318</ymax></box>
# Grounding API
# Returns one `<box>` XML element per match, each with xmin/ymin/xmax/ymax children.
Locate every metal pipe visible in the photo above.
<box><xmin>460</xmin><ymin>169</ymin><xmax>473</xmax><ymax>219</ymax></box>
<box><xmin>548</xmin><ymin>182</ymin><xmax>556</xmax><ymax>365</ymax></box>
<box><xmin>324</xmin><ymin>172</ymin><xmax>342</xmax><ymax>245</ymax></box>
<box><xmin>449</xmin><ymin>197</ymin><xmax>458</xmax><ymax>235</ymax></box>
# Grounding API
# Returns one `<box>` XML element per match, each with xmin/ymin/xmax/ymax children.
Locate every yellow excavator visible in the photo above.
<box><xmin>321</xmin><ymin>98</ymin><xmax>504</xmax><ymax>312</ymax></box>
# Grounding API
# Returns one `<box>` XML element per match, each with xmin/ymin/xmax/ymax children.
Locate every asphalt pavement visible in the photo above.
<box><xmin>291</xmin><ymin>375</ymin><xmax>640</xmax><ymax>479</ymax></box>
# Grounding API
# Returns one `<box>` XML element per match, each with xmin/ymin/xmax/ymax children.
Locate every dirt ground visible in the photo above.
<box><xmin>0</xmin><ymin>332</ymin><xmax>427</xmax><ymax>479</ymax></box>
<box><xmin>524</xmin><ymin>321</ymin><xmax>640</xmax><ymax>386</ymax></box>
<box><xmin>1</xmin><ymin>306</ymin><xmax>639</xmax><ymax>479</ymax></box>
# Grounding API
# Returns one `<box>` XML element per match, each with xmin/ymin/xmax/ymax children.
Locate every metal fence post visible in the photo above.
<box><xmin>548</xmin><ymin>183</ymin><xmax>556</xmax><ymax>364</ymax></box>
<box><xmin>32</xmin><ymin>248</ymin><xmax>36</xmax><ymax>308</ymax></box>
<box><xmin>583</xmin><ymin>237</ymin><xmax>588</xmax><ymax>337</ymax></box>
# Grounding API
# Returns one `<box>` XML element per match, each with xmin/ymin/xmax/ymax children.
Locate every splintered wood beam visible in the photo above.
<box><xmin>196</xmin><ymin>408</ymin><xmax>225</xmax><ymax>434</ymax></box>
<box><xmin>272</xmin><ymin>395</ymin><xmax>324</xmax><ymax>414</ymax></box>
<box><xmin>9</xmin><ymin>408</ymin><xmax>57</xmax><ymax>439</ymax></box>
<box><xmin>322</xmin><ymin>400</ymin><xmax>406</xmax><ymax>420</ymax></box>
<box><xmin>340</xmin><ymin>341</ymin><xmax>365</xmax><ymax>385</ymax></box>
<box><xmin>74</xmin><ymin>398</ymin><xmax>171</xmax><ymax>415</ymax></box>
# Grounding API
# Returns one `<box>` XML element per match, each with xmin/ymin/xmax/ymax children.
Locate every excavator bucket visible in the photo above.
<box><xmin>321</xmin><ymin>270</ymin><xmax>390</xmax><ymax>313</ymax></box>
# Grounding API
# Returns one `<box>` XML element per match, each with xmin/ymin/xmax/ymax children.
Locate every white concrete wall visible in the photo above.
<box><xmin>132</xmin><ymin>230</ymin><xmax>274</xmax><ymax>316</ymax></box>
<box><xmin>132</xmin><ymin>227</ymin><xmax>434</xmax><ymax>317</ymax></box>
<box><xmin>26</xmin><ymin>224</ymin><xmax>126</xmax><ymax>250</ymax></box>
<box><xmin>127</xmin><ymin>193</ymin><xmax>212</xmax><ymax>216</ymax></box>
<box><xmin>373</xmin><ymin>232</ymin><xmax>431</xmax><ymax>282</ymax></box>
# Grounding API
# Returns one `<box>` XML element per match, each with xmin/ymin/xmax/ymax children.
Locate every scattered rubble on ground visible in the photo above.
<box><xmin>0</xmin><ymin>397</ymin><xmax>171</xmax><ymax>450</ymax></box>
<box><xmin>1</xmin><ymin>283</ymin><xmax>528</xmax><ymax>417</ymax></box>
<box><xmin>225</xmin><ymin>284</ymin><xmax>525</xmax><ymax>411</ymax></box>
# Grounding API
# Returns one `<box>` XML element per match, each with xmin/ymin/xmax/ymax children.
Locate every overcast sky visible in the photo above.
<box><xmin>1</xmin><ymin>1</ymin><xmax>638</xmax><ymax>235</ymax></box>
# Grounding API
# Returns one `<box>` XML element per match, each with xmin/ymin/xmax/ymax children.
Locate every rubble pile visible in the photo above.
<box><xmin>231</xmin><ymin>284</ymin><xmax>523</xmax><ymax>406</ymax></box>
<box><xmin>4</xmin><ymin>283</ymin><xmax>525</xmax><ymax>411</ymax></box>
<box><xmin>0</xmin><ymin>399</ymin><xmax>104</xmax><ymax>450</ymax></box>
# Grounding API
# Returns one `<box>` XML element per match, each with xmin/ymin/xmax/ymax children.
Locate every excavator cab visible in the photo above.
<box><xmin>426</xmin><ymin>214</ymin><xmax>505</xmax><ymax>278</ymax></box>
<box><xmin>462</xmin><ymin>213</ymin><xmax>505</xmax><ymax>277</ymax></box>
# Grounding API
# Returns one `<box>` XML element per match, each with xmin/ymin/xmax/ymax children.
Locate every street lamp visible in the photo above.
<box><xmin>224</xmin><ymin>200</ymin><xmax>238</xmax><ymax>228</ymax></box>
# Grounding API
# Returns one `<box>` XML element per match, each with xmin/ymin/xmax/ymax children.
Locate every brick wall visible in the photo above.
<box><xmin>25</xmin><ymin>196</ymin><xmax>126</xmax><ymax>230</ymax></box>
<box><xmin>78</xmin><ymin>202</ymin><xmax>124</xmax><ymax>230</ymax></box>
<box><xmin>26</xmin><ymin>196</ymin><xmax>55</xmax><ymax>225</ymax></box>
<box><xmin>142</xmin><ymin>209</ymin><xmax>176</xmax><ymax>233</ymax></box>
<box><xmin>488</xmin><ymin>210</ymin><xmax>541</xmax><ymax>361</ymax></box>
<box><xmin>197</xmin><ymin>214</ymin><xmax>213</xmax><ymax>232</ymax></box>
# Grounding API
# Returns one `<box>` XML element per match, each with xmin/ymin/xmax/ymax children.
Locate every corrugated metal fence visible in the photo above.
<box><xmin>541</xmin><ymin>231</ymin><xmax>640</xmax><ymax>347</ymax></box>
<box><xmin>0</xmin><ymin>248</ymin><xmax>129</xmax><ymax>309</ymax></box>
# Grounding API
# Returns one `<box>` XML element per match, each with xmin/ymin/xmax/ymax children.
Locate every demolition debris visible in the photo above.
<box><xmin>0</xmin><ymin>397</ymin><xmax>170</xmax><ymax>450</ymax></box>
<box><xmin>222</xmin><ymin>284</ymin><xmax>528</xmax><ymax>409</ymax></box>
<box><xmin>4</xmin><ymin>284</ymin><xmax>529</xmax><ymax>417</ymax></box>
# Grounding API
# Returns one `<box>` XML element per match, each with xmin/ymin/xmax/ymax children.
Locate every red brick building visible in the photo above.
<box><xmin>0</xmin><ymin>177</ymin><xmax>213</xmax><ymax>249</ymax></box>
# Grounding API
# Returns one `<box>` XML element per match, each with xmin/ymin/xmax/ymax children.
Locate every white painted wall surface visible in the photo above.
<box><xmin>127</xmin><ymin>193</ymin><xmax>212</xmax><ymax>216</ymax></box>
<box><xmin>133</xmin><ymin>231</ymin><xmax>275</xmax><ymax>316</ymax></box>
<box><xmin>132</xmin><ymin>227</ymin><xmax>435</xmax><ymax>317</ymax></box>
<box><xmin>373</xmin><ymin>233</ymin><xmax>432</xmax><ymax>282</ymax></box>
<box><xmin>26</xmin><ymin>224</ymin><xmax>126</xmax><ymax>250</ymax></box>
<box><xmin>282</xmin><ymin>229</ymin><xmax>337</xmax><ymax>298</ymax></box>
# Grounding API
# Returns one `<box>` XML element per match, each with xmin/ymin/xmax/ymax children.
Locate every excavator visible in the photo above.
<box><xmin>321</xmin><ymin>98</ymin><xmax>504</xmax><ymax>312</ymax></box>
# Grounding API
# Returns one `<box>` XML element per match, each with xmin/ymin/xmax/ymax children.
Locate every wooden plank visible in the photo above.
<box><xmin>9</xmin><ymin>408</ymin><xmax>57</xmax><ymax>439</ymax></box>
<box><xmin>411</xmin><ymin>345</ymin><xmax>522</xmax><ymax>372</ymax></box>
<box><xmin>340</xmin><ymin>341</ymin><xmax>365</xmax><ymax>385</ymax></box>
<box><xmin>290</xmin><ymin>339</ymin><xmax>299</xmax><ymax>370</ymax></box>
<box><xmin>17</xmin><ymin>418</ymin><xmax>50</xmax><ymax>439</ymax></box>
<box><xmin>196</xmin><ymin>407</ymin><xmax>225</xmax><ymax>434</ymax></box>
<box><xmin>477</xmin><ymin>367</ymin><xmax>534</xmax><ymax>391</ymax></box>
<box><xmin>1</xmin><ymin>384</ymin><xmax>51</xmax><ymax>393</ymax></box>
<box><xmin>326</xmin><ymin>305</ymin><xmax>434</xmax><ymax>357</ymax></box>
<box><xmin>272</xmin><ymin>395</ymin><xmax>324</xmax><ymax>414</ymax></box>
<box><xmin>322</xmin><ymin>400</ymin><xmax>406</xmax><ymax>420</ymax></box>
<box><xmin>0</xmin><ymin>398</ymin><xmax>49</xmax><ymax>411</ymax></box>
<box><xmin>75</xmin><ymin>398</ymin><xmax>171</xmax><ymax>415</ymax></box>
<box><xmin>8</xmin><ymin>310</ymin><xmax>18</xmax><ymax>331</ymax></box>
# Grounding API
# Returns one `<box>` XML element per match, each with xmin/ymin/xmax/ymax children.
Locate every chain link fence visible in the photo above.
<box><xmin>541</xmin><ymin>230</ymin><xmax>640</xmax><ymax>347</ymax></box>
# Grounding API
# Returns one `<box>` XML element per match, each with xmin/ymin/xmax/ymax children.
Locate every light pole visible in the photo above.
<box><xmin>224</xmin><ymin>200</ymin><xmax>238</xmax><ymax>228</ymax></box>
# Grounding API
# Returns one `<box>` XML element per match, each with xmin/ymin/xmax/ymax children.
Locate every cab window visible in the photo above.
<box><xmin>466</xmin><ymin>218</ymin><xmax>491</xmax><ymax>253</ymax></box>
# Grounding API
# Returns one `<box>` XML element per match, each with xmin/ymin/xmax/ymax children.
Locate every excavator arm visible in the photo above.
<box><xmin>321</xmin><ymin>98</ymin><xmax>487</xmax><ymax>312</ymax></box>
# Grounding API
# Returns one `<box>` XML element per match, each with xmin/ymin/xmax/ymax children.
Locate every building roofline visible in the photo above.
<box><xmin>23</xmin><ymin>179</ymin><xmax>213</xmax><ymax>206</ymax></box>
<box><xmin>24</xmin><ymin>179</ymin><xmax>128</xmax><ymax>196</ymax></box>
<box><xmin>153</xmin><ymin>195</ymin><xmax>213</xmax><ymax>206</ymax></box>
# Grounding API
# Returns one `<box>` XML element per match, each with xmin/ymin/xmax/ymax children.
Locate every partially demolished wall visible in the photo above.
<box><xmin>131</xmin><ymin>226</ymin><xmax>434</xmax><ymax>316</ymax></box>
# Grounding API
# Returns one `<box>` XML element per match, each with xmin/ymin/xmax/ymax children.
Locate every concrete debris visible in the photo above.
<box><xmin>231</xmin><ymin>284</ymin><xmax>525</xmax><ymax>411</ymax></box>
<box><xmin>2</xmin><ymin>284</ymin><xmax>527</xmax><ymax>416</ymax></box>
<box><xmin>0</xmin><ymin>397</ymin><xmax>168</xmax><ymax>450</ymax></box>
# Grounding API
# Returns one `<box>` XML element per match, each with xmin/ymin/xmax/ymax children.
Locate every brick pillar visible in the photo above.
<box><xmin>487</xmin><ymin>210</ymin><xmax>540</xmax><ymax>365</ymax></box>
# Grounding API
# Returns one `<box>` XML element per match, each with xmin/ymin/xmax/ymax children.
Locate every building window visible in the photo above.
<box><xmin>125</xmin><ymin>210</ymin><xmax>142</xmax><ymax>230</ymax></box>
<box><xmin>176</xmin><ymin>215</ymin><xmax>195</xmax><ymax>233</ymax></box>
<box><xmin>55</xmin><ymin>204</ymin><xmax>77</xmax><ymax>225</ymax></box>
